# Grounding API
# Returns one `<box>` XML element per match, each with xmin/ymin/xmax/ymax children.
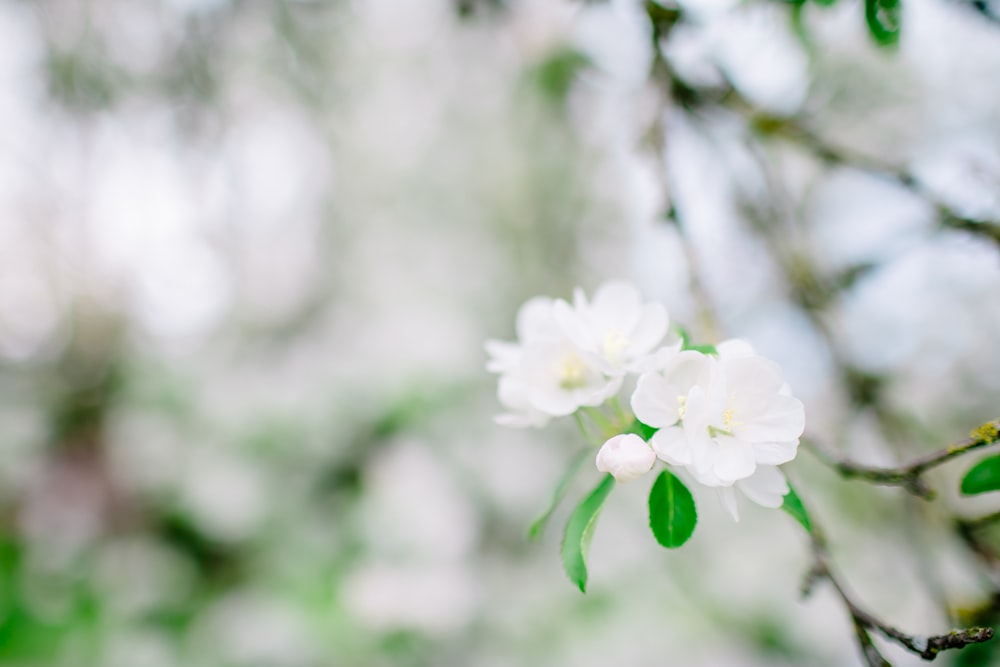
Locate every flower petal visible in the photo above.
<box><xmin>631</xmin><ymin>372</ymin><xmax>680</xmax><ymax>428</ymax></box>
<box><xmin>712</xmin><ymin>436</ymin><xmax>757</xmax><ymax>482</ymax></box>
<box><xmin>665</xmin><ymin>350</ymin><xmax>714</xmax><ymax>393</ymax></box>
<box><xmin>629</xmin><ymin>341</ymin><xmax>682</xmax><ymax>374</ymax></box>
<box><xmin>650</xmin><ymin>427</ymin><xmax>692</xmax><ymax>466</ymax></box>
<box><xmin>527</xmin><ymin>385</ymin><xmax>580</xmax><ymax>416</ymax></box>
<box><xmin>552</xmin><ymin>299</ymin><xmax>593</xmax><ymax>351</ymax></box>
<box><xmin>589</xmin><ymin>280</ymin><xmax>642</xmax><ymax>333</ymax></box>
<box><xmin>716</xmin><ymin>338</ymin><xmax>755</xmax><ymax>359</ymax></box>
<box><xmin>736</xmin><ymin>395</ymin><xmax>805</xmax><ymax>443</ymax></box>
<box><xmin>627</xmin><ymin>303</ymin><xmax>668</xmax><ymax>356</ymax></box>
<box><xmin>751</xmin><ymin>440</ymin><xmax>799</xmax><ymax>466</ymax></box>
<box><xmin>736</xmin><ymin>465</ymin><xmax>788</xmax><ymax>508</ymax></box>
<box><xmin>725</xmin><ymin>356</ymin><xmax>784</xmax><ymax>418</ymax></box>
<box><xmin>485</xmin><ymin>339</ymin><xmax>520</xmax><ymax>373</ymax></box>
<box><xmin>717</xmin><ymin>486</ymin><xmax>740</xmax><ymax>522</ymax></box>
<box><xmin>515</xmin><ymin>297</ymin><xmax>556</xmax><ymax>341</ymax></box>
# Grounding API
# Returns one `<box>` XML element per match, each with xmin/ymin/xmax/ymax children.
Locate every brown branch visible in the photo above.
<box><xmin>639</xmin><ymin>5</ymin><xmax>998</xmax><ymax>663</ymax></box>
<box><xmin>804</xmin><ymin>420</ymin><xmax>1000</xmax><ymax>499</ymax></box>
<box><xmin>804</xmin><ymin>509</ymin><xmax>994</xmax><ymax>663</ymax></box>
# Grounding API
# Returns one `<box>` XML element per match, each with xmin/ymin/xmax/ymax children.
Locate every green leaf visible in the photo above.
<box><xmin>528</xmin><ymin>448</ymin><xmax>590</xmax><ymax>540</ymax></box>
<box><xmin>961</xmin><ymin>454</ymin><xmax>1000</xmax><ymax>495</ymax></box>
<box><xmin>675</xmin><ymin>326</ymin><xmax>718</xmax><ymax>356</ymax></box>
<box><xmin>864</xmin><ymin>0</ymin><xmax>901</xmax><ymax>47</ymax></box>
<box><xmin>561</xmin><ymin>474</ymin><xmax>615</xmax><ymax>592</ymax></box>
<box><xmin>648</xmin><ymin>470</ymin><xmax>697</xmax><ymax>548</ymax></box>
<box><xmin>781</xmin><ymin>485</ymin><xmax>812</xmax><ymax>532</ymax></box>
<box><xmin>528</xmin><ymin>48</ymin><xmax>590</xmax><ymax>104</ymax></box>
<box><xmin>626</xmin><ymin>418</ymin><xmax>659</xmax><ymax>442</ymax></box>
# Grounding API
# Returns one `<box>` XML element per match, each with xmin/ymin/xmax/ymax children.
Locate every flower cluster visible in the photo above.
<box><xmin>487</xmin><ymin>280</ymin><xmax>805</xmax><ymax>521</ymax></box>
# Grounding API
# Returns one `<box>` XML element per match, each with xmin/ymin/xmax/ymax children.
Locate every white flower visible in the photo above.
<box><xmin>553</xmin><ymin>280</ymin><xmax>669</xmax><ymax>375</ymax></box>
<box><xmin>630</xmin><ymin>349</ymin><xmax>712</xmax><ymax>428</ymax></box>
<box><xmin>632</xmin><ymin>340</ymin><xmax>805</xmax><ymax>487</ymax></box>
<box><xmin>502</xmin><ymin>338</ymin><xmax>622</xmax><ymax>419</ymax></box>
<box><xmin>595</xmin><ymin>433</ymin><xmax>656</xmax><ymax>483</ymax></box>
<box><xmin>494</xmin><ymin>375</ymin><xmax>552</xmax><ymax>428</ymax></box>
<box><xmin>486</xmin><ymin>294</ymin><xmax>621</xmax><ymax>426</ymax></box>
<box><xmin>485</xmin><ymin>297</ymin><xmax>559</xmax><ymax>374</ymax></box>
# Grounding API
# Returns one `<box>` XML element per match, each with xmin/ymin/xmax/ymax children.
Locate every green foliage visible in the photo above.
<box><xmin>865</xmin><ymin>0</ymin><xmax>902</xmax><ymax>47</ymax></box>
<box><xmin>528</xmin><ymin>48</ymin><xmax>590</xmax><ymax>104</ymax></box>
<box><xmin>781</xmin><ymin>485</ymin><xmax>812</xmax><ymax>532</ymax></box>
<box><xmin>676</xmin><ymin>326</ymin><xmax>717</xmax><ymax>356</ymax></box>
<box><xmin>529</xmin><ymin>448</ymin><xmax>590</xmax><ymax>540</ymax></box>
<box><xmin>961</xmin><ymin>454</ymin><xmax>1000</xmax><ymax>495</ymax></box>
<box><xmin>561</xmin><ymin>475</ymin><xmax>615</xmax><ymax>592</ymax></box>
<box><xmin>626</xmin><ymin>418</ymin><xmax>659</xmax><ymax>442</ymax></box>
<box><xmin>648</xmin><ymin>470</ymin><xmax>697</xmax><ymax>548</ymax></box>
<box><xmin>45</xmin><ymin>50</ymin><xmax>123</xmax><ymax>112</ymax></box>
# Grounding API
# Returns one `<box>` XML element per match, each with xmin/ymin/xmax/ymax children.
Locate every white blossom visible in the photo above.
<box><xmin>631</xmin><ymin>339</ymin><xmax>805</xmax><ymax>490</ymax></box>
<box><xmin>484</xmin><ymin>297</ymin><xmax>559</xmax><ymax>374</ymax></box>
<box><xmin>553</xmin><ymin>280</ymin><xmax>669</xmax><ymax>375</ymax></box>
<box><xmin>486</xmin><ymin>291</ymin><xmax>623</xmax><ymax>426</ymax></box>
<box><xmin>595</xmin><ymin>433</ymin><xmax>656</xmax><ymax>483</ymax></box>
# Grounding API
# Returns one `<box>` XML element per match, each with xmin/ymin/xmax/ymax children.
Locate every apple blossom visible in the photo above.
<box><xmin>553</xmin><ymin>280</ymin><xmax>669</xmax><ymax>375</ymax></box>
<box><xmin>638</xmin><ymin>341</ymin><xmax>805</xmax><ymax>488</ymax></box>
<box><xmin>595</xmin><ymin>433</ymin><xmax>656</xmax><ymax>482</ymax></box>
<box><xmin>485</xmin><ymin>296</ymin><xmax>560</xmax><ymax>374</ymax></box>
<box><xmin>486</xmin><ymin>290</ymin><xmax>623</xmax><ymax>425</ymax></box>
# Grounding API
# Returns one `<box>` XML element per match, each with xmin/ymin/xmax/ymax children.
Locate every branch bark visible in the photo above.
<box><xmin>805</xmin><ymin>512</ymin><xmax>994</xmax><ymax>663</ymax></box>
<box><xmin>804</xmin><ymin>420</ymin><xmax>1000</xmax><ymax>499</ymax></box>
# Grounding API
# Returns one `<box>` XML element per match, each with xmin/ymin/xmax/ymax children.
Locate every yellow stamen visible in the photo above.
<box><xmin>602</xmin><ymin>330</ymin><xmax>629</xmax><ymax>364</ymax></box>
<box><xmin>558</xmin><ymin>354</ymin><xmax>587</xmax><ymax>389</ymax></box>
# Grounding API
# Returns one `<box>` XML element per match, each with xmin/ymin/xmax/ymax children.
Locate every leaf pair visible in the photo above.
<box><xmin>561</xmin><ymin>470</ymin><xmax>698</xmax><ymax>592</ymax></box>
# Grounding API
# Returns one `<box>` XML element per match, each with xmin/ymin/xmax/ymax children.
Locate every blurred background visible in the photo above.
<box><xmin>1</xmin><ymin>0</ymin><xmax>1000</xmax><ymax>665</ymax></box>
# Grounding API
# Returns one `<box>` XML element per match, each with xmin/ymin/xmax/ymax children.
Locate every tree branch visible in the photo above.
<box><xmin>804</xmin><ymin>420</ymin><xmax>1000</xmax><ymax>499</ymax></box>
<box><xmin>805</xmin><ymin>511</ymin><xmax>994</xmax><ymax>663</ymax></box>
<box><xmin>645</xmin><ymin>8</ymin><xmax>1000</xmax><ymax>250</ymax></box>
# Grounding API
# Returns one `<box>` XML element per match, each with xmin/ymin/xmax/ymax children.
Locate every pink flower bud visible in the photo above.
<box><xmin>596</xmin><ymin>434</ymin><xmax>656</xmax><ymax>483</ymax></box>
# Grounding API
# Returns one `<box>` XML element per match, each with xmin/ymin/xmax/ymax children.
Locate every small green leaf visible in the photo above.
<box><xmin>864</xmin><ymin>0</ymin><xmax>901</xmax><ymax>47</ymax></box>
<box><xmin>648</xmin><ymin>470</ymin><xmax>697</xmax><ymax>548</ymax></box>
<box><xmin>528</xmin><ymin>448</ymin><xmax>590</xmax><ymax>540</ymax></box>
<box><xmin>961</xmin><ymin>454</ymin><xmax>1000</xmax><ymax>495</ymax></box>
<box><xmin>561</xmin><ymin>475</ymin><xmax>615</xmax><ymax>593</ymax></box>
<box><xmin>781</xmin><ymin>485</ymin><xmax>812</xmax><ymax>532</ymax></box>
<box><xmin>675</xmin><ymin>326</ymin><xmax>718</xmax><ymax>356</ymax></box>
<box><xmin>626</xmin><ymin>418</ymin><xmax>659</xmax><ymax>442</ymax></box>
<box><xmin>528</xmin><ymin>48</ymin><xmax>590</xmax><ymax>104</ymax></box>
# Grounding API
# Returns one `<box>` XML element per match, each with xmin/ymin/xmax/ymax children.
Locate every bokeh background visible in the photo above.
<box><xmin>1</xmin><ymin>0</ymin><xmax>1000</xmax><ymax>665</ymax></box>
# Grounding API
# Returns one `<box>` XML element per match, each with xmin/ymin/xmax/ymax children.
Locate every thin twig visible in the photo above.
<box><xmin>806</xmin><ymin>506</ymin><xmax>994</xmax><ymax>663</ymax></box>
<box><xmin>639</xmin><ymin>4</ymin><xmax>999</xmax><ymax>663</ymax></box>
<box><xmin>804</xmin><ymin>420</ymin><xmax>1000</xmax><ymax>499</ymax></box>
